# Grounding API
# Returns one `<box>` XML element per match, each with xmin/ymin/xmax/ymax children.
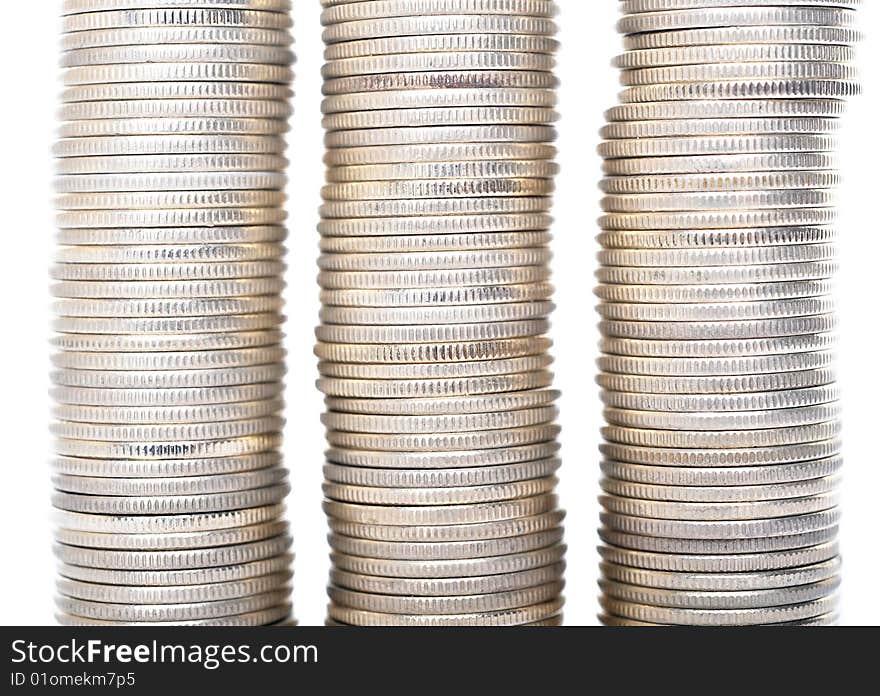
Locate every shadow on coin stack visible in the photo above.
<box><xmin>50</xmin><ymin>0</ymin><xmax>296</xmax><ymax>626</ymax></box>
<box><xmin>595</xmin><ymin>0</ymin><xmax>861</xmax><ymax>626</ymax></box>
<box><xmin>316</xmin><ymin>0</ymin><xmax>567</xmax><ymax>626</ymax></box>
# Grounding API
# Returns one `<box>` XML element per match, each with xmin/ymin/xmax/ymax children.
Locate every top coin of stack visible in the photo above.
<box><xmin>595</xmin><ymin>0</ymin><xmax>861</xmax><ymax>626</ymax></box>
<box><xmin>317</xmin><ymin>0</ymin><xmax>567</xmax><ymax>627</ymax></box>
<box><xmin>51</xmin><ymin>0</ymin><xmax>295</xmax><ymax>626</ymax></box>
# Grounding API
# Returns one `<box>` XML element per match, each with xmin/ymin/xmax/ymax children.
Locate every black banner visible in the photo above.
<box><xmin>1</xmin><ymin>626</ymin><xmax>867</xmax><ymax>692</ymax></box>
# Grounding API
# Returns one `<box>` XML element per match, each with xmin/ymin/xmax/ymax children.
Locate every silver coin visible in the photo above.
<box><xmin>56</xmin><ymin>553</ymin><xmax>294</xmax><ymax>587</ymax></box>
<box><xmin>323</xmin><ymin>390</ymin><xmax>559</xmax><ymax>416</ymax></box>
<box><xmin>54</xmin><ymin>535</ymin><xmax>292</xmax><ymax>570</ymax></box>
<box><xmin>613</xmin><ymin>42</ymin><xmax>855</xmax><ymax>69</ymax></box>
<box><xmin>330</xmin><ymin>563</ymin><xmax>564</xmax><ymax>597</ymax></box>
<box><xmin>620</xmin><ymin>0</ymin><xmax>859</xmax><ymax>12</ymax></box>
<box><xmin>620</xmin><ymin>79</ymin><xmax>859</xmax><ymax>104</ymax></box>
<box><xmin>328</xmin><ymin>510</ymin><xmax>564</xmax><ymax>543</ymax></box>
<box><xmin>60</xmin><ymin>26</ymin><xmax>293</xmax><ymax>52</ymax></box>
<box><xmin>330</xmin><ymin>544</ymin><xmax>566</xmax><ymax>579</ymax></box>
<box><xmin>320</xmin><ymin>0</ymin><xmax>558</xmax><ymax>24</ymax></box>
<box><xmin>327</xmin><ymin>582</ymin><xmax>563</xmax><ymax>616</ymax></box>
<box><xmin>598</xmin><ymin>371</ymin><xmax>836</xmax><ymax>396</ymax></box>
<box><xmin>322</xmin><ymin>142</ymin><xmax>556</xmax><ymax>167</ymax></box>
<box><xmin>322</xmin><ymin>52</ymin><xmax>556</xmax><ymax>78</ymax></box>
<box><xmin>51</xmin><ymin>330</ymin><xmax>283</xmax><ymax>355</ymax></box>
<box><xmin>319</xmin><ymin>302</ymin><xmax>553</xmax><ymax>326</ymax></box>
<box><xmin>599</xmin><ymin>314</ymin><xmax>837</xmax><ymax>340</ymax></box>
<box><xmin>53</xmin><ymin>483</ymin><xmax>290</xmax><ymax>515</ymax></box>
<box><xmin>62</xmin><ymin>1</ymin><xmax>292</xmax><ymax>13</ymax></box>
<box><xmin>600</xmin><ymin>491</ymin><xmax>838</xmax><ymax>520</ymax></box>
<box><xmin>315</xmin><ymin>321</ymin><xmax>551</xmax><ymax>344</ymax></box>
<box><xmin>51</xmin><ymin>383</ymin><xmax>284</xmax><ymax>410</ymax></box>
<box><xmin>323</xmin><ymin>494</ymin><xmax>559</xmax><ymax>526</ymax></box>
<box><xmin>597</xmin><ymin>244</ymin><xmax>835</xmax><ymax>268</ymax></box>
<box><xmin>600</xmin><ymin>509</ymin><xmax>839</xmax><ymax>540</ymax></box>
<box><xmin>53</xmin><ymin>396</ymin><xmax>283</xmax><ymax>428</ymax></box>
<box><xmin>53</xmin><ymin>504</ymin><xmax>285</xmax><ymax>534</ymax></box>
<box><xmin>61</xmin><ymin>43</ymin><xmax>294</xmax><ymax>67</ymax></box>
<box><xmin>319</xmin><ymin>196</ymin><xmax>552</xmax><ymax>219</ymax></box>
<box><xmin>58</xmin><ymin>116</ymin><xmax>290</xmax><ymax>140</ymax></box>
<box><xmin>325</xmin><ymin>159</ymin><xmax>558</xmax><ymax>183</ymax></box>
<box><xmin>599</xmin><ymin>439</ymin><xmax>841</xmax><ymax>468</ymax></box>
<box><xmin>621</xmin><ymin>22</ymin><xmax>861</xmax><ymax>47</ymax></box>
<box><xmin>600</xmin><ymin>383</ymin><xmax>837</xmax><ymax>409</ymax></box>
<box><xmin>619</xmin><ymin>61</ymin><xmax>856</xmax><ymax>87</ymax></box>
<box><xmin>325</xmin><ymin>442</ymin><xmax>561</xmax><ymax>470</ymax></box>
<box><xmin>599</xmin><ymin>527</ymin><xmax>839</xmax><ymax>556</ymax></box>
<box><xmin>599</xmin><ymin>542</ymin><xmax>839</xmax><ymax>574</ymax></box>
<box><xmin>62</xmin><ymin>8</ymin><xmax>293</xmax><ymax>33</ymax></box>
<box><xmin>599</xmin><ymin>595</ymin><xmax>838</xmax><ymax>627</ymax></box>
<box><xmin>321</xmin><ymin>15</ymin><xmax>557</xmax><ymax>44</ymax></box>
<box><xmin>598</xmin><ymin>333</ymin><xmax>837</xmax><ymax>358</ymax></box>
<box><xmin>316</xmin><ymin>371</ymin><xmax>554</xmax><ymax>398</ymax></box>
<box><xmin>57</xmin><ymin>573</ymin><xmax>292</xmax><ymax>605</ymax></box>
<box><xmin>56</xmin><ymin>604</ymin><xmax>292</xmax><ymax>627</ymax></box>
<box><xmin>320</xmin><ymin>280</ymin><xmax>554</xmax><ymax>305</ymax></box>
<box><xmin>315</xmin><ymin>338</ymin><xmax>553</xmax><ymax>365</ymax></box>
<box><xmin>57</xmin><ymin>208</ymin><xmax>287</xmax><ymax>230</ymax></box>
<box><xmin>327</xmin><ymin>600</ymin><xmax>564</xmax><ymax>627</ymax></box>
<box><xmin>323</xmin><ymin>425</ymin><xmax>560</xmax><ymax>453</ymax></box>
<box><xmin>329</xmin><ymin>528</ymin><xmax>563</xmax><ymax>561</ymax></box>
<box><xmin>53</xmin><ymin>468</ymin><xmax>288</xmax><ymax>497</ymax></box>
<box><xmin>318</xmin><ymin>212</ymin><xmax>553</xmax><ymax>237</ymax></box>
<box><xmin>601</xmin><ymin>420</ymin><xmax>841</xmax><ymax>448</ymax></box>
<box><xmin>597</xmin><ymin>133</ymin><xmax>836</xmax><ymax>160</ymax></box>
<box><xmin>53</xmin><ymin>279</ymin><xmax>286</xmax><ymax>302</ymax></box>
<box><xmin>601</xmin><ymin>405</ymin><xmax>840</xmax><ymax>433</ymax></box>
<box><xmin>322</xmin><ymin>176</ymin><xmax>554</xmax><ymax>200</ymax></box>
<box><xmin>53</xmin><ymin>452</ymin><xmax>282</xmax><ymax>478</ymax></box>
<box><xmin>596</xmin><ymin>297</ymin><xmax>834</xmax><ymax>322</ymax></box>
<box><xmin>605</xmin><ymin>100</ymin><xmax>846</xmax><ymax>123</ymax></box>
<box><xmin>600</xmin><ymin>476</ymin><xmax>839</xmax><ymax>505</ymax></box>
<box><xmin>323</xmin><ymin>477</ymin><xmax>559</xmax><ymax>507</ymax></box>
<box><xmin>600</xmin><ymin>557</ymin><xmax>841</xmax><ymax>592</ymax></box>
<box><xmin>600</xmin><ymin>457</ymin><xmax>842</xmax><ymax>487</ymax></box>
<box><xmin>602</xmin><ymin>152</ymin><xmax>839</xmax><ymax>177</ymax></box>
<box><xmin>55</xmin><ymin>171</ymin><xmax>287</xmax><ymax>193</ymax></box>
<box><xmin>54</xmin><ymin>295</ymin><xmax>283</xmax><ymax>318</ymax></box>
<box><xmin>52</xmin><ymin>260</ymin><xmax>285</xmax><ymax>282</ymax></box>
<box><xmin>323</xmin><ymin>458</ymin><xmax>561</xmax><ymax>488</ymax></box>
<box><xmin>322</xmin><ymin>88</ymin><xmax>558</xmax><ymax>114</ymax></box>
<box><xmin>594</xmin><ymin>280</ymin><xmax>832</xmax><ymax>304</ymax></box>
<box><xmin>599</xmin><ymin>577</ymin><xmax>839</xmax><ymax>611</ymax></box>
<box><xmin>59</xmin><ymin>98</ymin><xmax>292</xmax><ymax>122</ymax></box>
<box><xmin>322</xmin><ymin>33</ymin><xmax>558</xmax><ymax>60</ymax></box>
<box><xmin>52</xmin><ymin>364</ymin><xmax>285</xmax><ymax>389</ymax></box>
<box><xmin>600</xmin><ymin>171</ymin><xmax>839</xmax><ymax>196</ymax></box>
<box><xmin>57</xmin><ymin>590</ymin><xmax>290</xmax><ymax>622</ymax></box>
<box><xmin>55</xmin><ymin>243</ymin><xmax>284</xmax><ymax>264</ymax></box>
<box><xmin>596</xmin><ymin>262</ymin><xmax>838</xmax><ymax>286</ymax></box>
<box><xmin>617</xmin><ymin>6</ymin><xmax>856</xmax><ymax>34</ymax></box>
<box><xmin>54</xmin><ymin>521</ymin><xmax>288</xmax><ymax>551</ymax></box>
<box><xmin>56</xmin><ymin>153</ymin><xmax>289</xmax><ymax>176</ymax></box>
<box><xmin>318</xmin><ymin>266</ymin><xmax>551</xmax><ymax>290</ymax></box>
<box><xmin>321</xmin><ymin>406</ymin><xmax>557</xmax><ymax>434</ymax></box>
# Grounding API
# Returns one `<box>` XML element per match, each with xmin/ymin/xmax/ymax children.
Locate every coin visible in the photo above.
<box><xmin>596</xmin><ymin>0</ymin><xmax>856</xmax><ymax>625</ymax></box>
<box><xmin>316</xmin><ymin>0</ymin><xmax>566</xmax><ymax>626</ymax></box>
<box><xmin>52</xmin><ymin>2</ymin><xmax>296</xmax><ymax>625</ymax></box>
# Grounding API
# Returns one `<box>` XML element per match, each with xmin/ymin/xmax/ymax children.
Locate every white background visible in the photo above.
<box><xmin>0</xmin><ymin>1</ymin><xmax>877</xmax><ymax>626</ymax></box>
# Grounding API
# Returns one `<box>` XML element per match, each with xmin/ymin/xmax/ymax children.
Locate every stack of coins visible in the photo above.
<box><xmin>596</xmin><ymin>0</ymin><xmax>861</xmax><ymax>626</ymax></box>
<box><xmin>317</xmin><ymin>0</ymin><xmax>566</xmax><ymax>626</ymax></box>
<box><xmin>51</xmin><ymin>0</ymin><xmax>295</xmax><ymax>626</ymax></box>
